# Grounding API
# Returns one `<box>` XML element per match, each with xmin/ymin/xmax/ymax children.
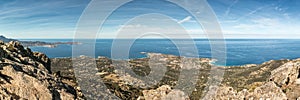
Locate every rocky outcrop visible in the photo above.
<box><xmin>141</xmin><ymin>85</ymin><xmax>189</xmax><ymax>100</ymax></box>
<box><xmin>0</xmin><ymin>41</ymin><xmax>83</xmax><ymax>99</ymax></box>
<box><xmin>214</xmin><ymin>82</ymin><xmax>287</xmax><ymax>99</ymax></box>
<box><xmin>213</xmin><ymin>59</ymin><xmax>300</xmax><ymax>100</ymax></box>
<box><xmin>270</xmin><ymin>59</ymin><xmax>300</xmax><ymax>99</ymax></box>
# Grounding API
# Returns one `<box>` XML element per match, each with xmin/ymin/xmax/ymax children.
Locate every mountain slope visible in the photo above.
<box><xmin>0</xmin><ymin>41</ymin><xmax>84</xmax><ymax>99</ymax></box>
<box><xmin>51</xmin><ymin>53</ymin><xmax>300</xmax><ymax>100</ymax></box>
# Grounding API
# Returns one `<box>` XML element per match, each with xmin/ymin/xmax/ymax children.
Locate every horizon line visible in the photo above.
<box><xmin>17</xmin><ymin>38</ymin><xmax>300</xmax><ymax>40</ymax></box>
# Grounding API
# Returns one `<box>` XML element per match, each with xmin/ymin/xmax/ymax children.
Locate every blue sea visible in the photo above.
<box><xmin>20</xmin><ymin>39</ymin><xmax>300</xmax><ymax>66</ymax></box>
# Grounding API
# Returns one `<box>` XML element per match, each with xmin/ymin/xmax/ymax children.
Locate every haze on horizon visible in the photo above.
<box><xmin>1</xmin><ymin>0</ymin><xmax>300</xmax><ymax>39</ymax></box>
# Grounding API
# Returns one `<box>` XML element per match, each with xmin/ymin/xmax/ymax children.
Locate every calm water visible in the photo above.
<box><xmin>20</xmin><ymin>39</ymin><xmax>300</xmax><ymax>66</ymax></box>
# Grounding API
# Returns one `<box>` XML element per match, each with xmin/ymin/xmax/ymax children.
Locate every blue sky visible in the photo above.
<box><xmin>1</xmin><ymin>0</ymin><xmax>300</xmax><ymax>39</ymax></box>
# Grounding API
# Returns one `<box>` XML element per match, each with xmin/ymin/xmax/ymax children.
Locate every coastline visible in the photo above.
<box><xmin>0</xmin><ymin>41</ymin><xmax>299</xmax><ymax>99</ymax></box>
<box><xmin>66</xmin><ymin>52</ymin><xmax>285</xmax><ymax>67</ymax></box>
<box><xmin>50</xmin><ymin>52</ymin><xmax>300</xmax><ymax>99</ymax></box>
<box><xmin>20</xmin><ymin>39</ymin><xmax>300</xmax><ymax>66</ymax></box>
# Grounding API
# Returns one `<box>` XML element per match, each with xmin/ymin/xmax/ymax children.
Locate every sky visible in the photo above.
<box><xmin>1</xmin><ymin>0</ymin><xmax>300</xmax><ymax>39</ymax></box>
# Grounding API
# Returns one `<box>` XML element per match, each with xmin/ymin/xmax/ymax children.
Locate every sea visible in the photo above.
<box><xmin>20</xmin><ymin>39</ymin><xmax>300</xmax><ymax>66</ymax></box>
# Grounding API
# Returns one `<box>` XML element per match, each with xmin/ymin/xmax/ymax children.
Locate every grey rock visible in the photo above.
<box><xmin>0</xmin><ymin>41</ymin><xmax>83</xmax><ymax>100</ymax></box>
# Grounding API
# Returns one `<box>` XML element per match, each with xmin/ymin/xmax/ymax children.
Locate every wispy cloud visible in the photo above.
<box><xmin>224</xmin><ymin>0</ymin><xmax>239</xmax><ymax>16</ymax></box>
<box><xmin>234</xmin><ymin>18</ymin><xmax>279</xmax><ymax>29</ymax></box>
<box><xmin>0</xmin><ymin>0</ymin><xmax>89</xmax><ymax>38</ymax></box>
<box><xmin>223</xmin><ymin>6</ymin><xmax>266</xmax><ymax>24</ymax></box>
<box><xmin>1</xmin><ymin>0</ymin><xmax>300</xmax><ymax>39</ymax></box>
<box><xmin>178</xmin><ymin>16</ymin><xmax>192</xmax><ymax>24</ymax></box>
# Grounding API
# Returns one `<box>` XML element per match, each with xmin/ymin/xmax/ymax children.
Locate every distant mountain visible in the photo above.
<box><xmin>0</xmin><ymin>35</ymin><xmax>18</xmax><ymax>42</ymax></box>
<box><xmin>0</xmin><ymin>35</ymin><xmax>80</xmax><ymax>48</ymax></box>
<box><xmin>0</xmin><ymin>35</ymin><xmax>56</xmax><ymax>47</ymax></box>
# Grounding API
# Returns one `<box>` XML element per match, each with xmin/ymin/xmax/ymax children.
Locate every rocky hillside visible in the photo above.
<box><xmin>1</xmin><ymin>40</ymin><xmax>299</xmax><ymax>99</ymax></box>
<box><xmin>0</xmin><ymin>41</ymin><xmax>84</xmax><ymax>99</ymax></box>
<box><xmin>51</xmin><ymin>53</ymin><xmax>300</xmax><ymax>100</ymax></box>
<box><xmin>214</xmin><ymin>59</ymin><xmax>300</xmax><ymax>99</ymax></box>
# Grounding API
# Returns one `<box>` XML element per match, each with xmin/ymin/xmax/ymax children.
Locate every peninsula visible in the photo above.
<box><xmin>0</xmin><ymin>35</ymin><xmax>80</xmax><ymax>48</ymax></box>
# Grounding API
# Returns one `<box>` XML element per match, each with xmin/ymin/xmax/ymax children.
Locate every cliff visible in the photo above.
<box><xmin>0</xmin><ymin>41</ymin><xmax>84</xmax><ymax>99</ymax></box>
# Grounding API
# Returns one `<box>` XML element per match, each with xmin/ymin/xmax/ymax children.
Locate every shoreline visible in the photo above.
<box><xmin>18</xmin><ymin>38</ymin><xmax>300</xmax><ymax>67</ymax></box>
<box><xmin>51</xmin><ymin>52</ymin><xmax>297</xmax><ymax>67</ymax></box>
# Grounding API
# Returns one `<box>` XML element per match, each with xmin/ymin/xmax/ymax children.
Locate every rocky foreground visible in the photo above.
<box><xmin>0</xmin><ymin>41</ymin><xmax>84</xmax><ymax>99</ymax></box>
<box><xmin>0</xmin><ymin>41</ymin><xmax>300</xmax><ymax>100</ymax></box>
